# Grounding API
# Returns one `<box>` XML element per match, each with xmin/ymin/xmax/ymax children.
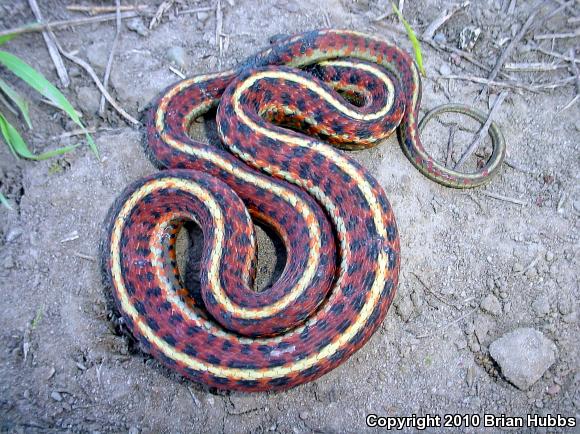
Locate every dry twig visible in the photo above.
<box><xmin>415</xmin><ymin>309</ymin><xmax>477</xmax><ymax>339</ymax></box>
<box><xmin>446</xmin><ymin>123</ymin><xmax>458</xmax><ymax>167</ymax></box>
<box><xmin>479</xmin><ymin>3</ymin><xmax>542</xmax><ymax>98</ymax></box>
<box><xmin>480</xmin><ymin>191</ymin><xmax>527</xmax><ymax>206</ymax></box>
<box><xmin>0</xmin><ymin>11</ymin><xmax>141</xmax><ymax>38</ymax></box>
<box><xmin>454</xmin><ymin>91</ymin><xmax>507</xmax><ymax>169</ymax></box>
<box><xmin>535</xmin><ymin>46</ymin><xmax>580</xmax><ymax>64</ymax></box>
<box><xmin>66</xmin><ymin>4</ymin><xmax>150</xmax><ymax>14</ymax></box>
<box><xmin>99</xmin><ymin>0</ymin><xmax>122</xmax><ymax>117</ymax></box>
<box><xmin>215</xmin><ymin>0</ymin><xmax>223</xmax><ymax>56</ymax></box>
<box><xmin>534</xmin><ymin>28</ymin><xmax>580</xmax><ymax>40</ymax></box>
<box><xmin>441</xmin><ymin>74</ymin><xmax>574</xmax><ymax>92</ymax></box>
<box><xmin>411</xmin><ymin>272</ymin><xmax>460</xmax><ymax>310</ymax></box>
<box><xmin>503</xmin><ymin>62</ymin><xmax>567</xmax><ymax>72</ymax></box>
<box><xmin>169</xmin><ymin>65</ymin><xmax>186</xmax><ymax>79</ymax></box>
<box><xmin>178</xmin><ymin>6</ymin><xmax>213</xmax><ymax>15</ymax></box>
<box><xmin>422</xmin><ymin>1</ymin><xmax>469</xmax><ymax>41</ymax></box>
<box><xmin>53</xmin><ymin>39</ymin><xmax>139</xmax><ymax>125</ymax></box>
<box><xmin>559</xmin><ymin>47</ymin><xmax>580</xmax><ymax>112</ymax></box>
<box><xmin>149</xmin><ymin>0</ymin><xmax>175</xmax><ymax>30</ymax></box>
<box><xmin>28</xmin><ymin>0</ymin><xmax>70</xmax><ymax>87</ymax></box>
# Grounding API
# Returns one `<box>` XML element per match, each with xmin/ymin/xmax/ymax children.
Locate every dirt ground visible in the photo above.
<box><xmin>0</xmin><ymin>0</ymin><xmax>579</xmax><ymax>432</ymax></box>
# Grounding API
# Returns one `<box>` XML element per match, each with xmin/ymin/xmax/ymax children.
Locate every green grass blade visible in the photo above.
<box><xmin>391</xmin><ymin>1</ymin><xmax>426</xmax><ymax>76</ymax></box>
<box><xmin>0</xmin><ymin>50</ymin><xmax>81</xmax><ymax>123</ymax></box>
<box><xmin>0</xmin><ymin>78</ymin><xmax>32</xmax><ymax>129</ymax></box>
<box><xmin>0</xmin><ymin>112</ymin><xmax>78</xmax><ymax>160</ymax></box>
<box><xmin>0</xmin><ymin>112</ymin><xmax>18</xmax><ymax>157</ymax></box>
<box><xmin>0</xmin><ymin>191</ymin><xmax>13</xmax><ymax>210</ymax></box>
<box><xmin>84</xmin><ymin>130</ymin><xmax>98</xmax><ymax>158</ymax></box>
<box><xmin>0</xmin><ymin>34</ymin><xmax>17</xmax><ymax>45</ymax></box>
<box><xmin>0</xmin><ymin>50</ymin><xmax>99</xmax><ymax>158</ymax></box>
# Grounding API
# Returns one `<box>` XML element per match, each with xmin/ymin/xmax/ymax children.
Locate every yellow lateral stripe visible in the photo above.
<box><xmin>154</xmin><ymin>139</ymin><xmax>323</xmax><ymax>319</ymax></box>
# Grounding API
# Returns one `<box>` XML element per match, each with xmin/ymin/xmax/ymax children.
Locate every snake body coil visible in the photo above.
<box><xmin>102</xmin><ymin>30</ymin><xmax>504</xmax><ymax>391</ymax></box>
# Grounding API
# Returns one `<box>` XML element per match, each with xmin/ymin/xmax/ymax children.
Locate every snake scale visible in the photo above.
<box><xmin>102</xmin><ymin>29</ymin><xmax>505</xmax><ymax>392</ymax></box>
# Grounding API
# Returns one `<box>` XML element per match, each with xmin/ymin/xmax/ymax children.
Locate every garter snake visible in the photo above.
<box><xmin>102</xmin><ymin>29</ymin><xmax>505</xmax><ymax>392</ymax></box>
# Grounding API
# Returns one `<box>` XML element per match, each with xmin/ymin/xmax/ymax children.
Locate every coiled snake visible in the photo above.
<box><xmin>102</xmin><ymin>29</ymin><xmax>505</xmax><ymax>391</ymax></box>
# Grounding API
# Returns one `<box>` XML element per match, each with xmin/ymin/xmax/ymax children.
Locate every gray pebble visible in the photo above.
<box><xmin>50</xmin><ymin>391</ymin><xmax>63</xmax><ymax>402</ymax></box>
<box><xmin>86</xmin><ymin>42</ymin><xmax>110</xmax><ymax>70</ymax></box>
<box><xmin>480</xmin><ymin>294</ymin><xmax>502</xmax><ymax>316</ymax></box>
<box><xmin>128</xmin><ymin>427</ymin><xmax>139</xmax><ymax>434</ymax></box>
<box><xmin>126</xmin><ymin>17</ymin><xmax>148</xmax><ymax>36</ymax></box>
<box><xmin>439</xmin><ymin>63</ymin><xmax>452</xmax><ymax>76</ymax></box>
<box><xmin>532</xmin><ymin>295</ymin><xmax>550</xmax><ymax>317</ymax></box>
<box><xmin>557</xmin><ymin>298</ymin><xmax>573</xmax><ymax>315</ymax></box>
<box><xmin>525</xmin><ymin>267</ymin><xmax>538</xmax><ymax>278</ymax></box>
<box><xmin>299</xmin><ymin>411</ymin><xmax>309</xmax><ymax>420</ymax></box>
<box><xmin>433</xmin><ymin>33</ymin><xmax>446</xmax><ymax>44</ymax></box>
<box><xmin>489</xmin><ymin>328</ymin><xmax>556</xmax><ymax>390</ymax></box>
<box><xmin>485</xmin><ymin>277</ymin><xmax>495</xmax><ymax>291</ymax></box>
<box><xmin>197</xmin><ymin>11</ymin><xmax>210</xmax><ymax>22</ymax></box>
<box><xmin>512</xmin><ymin>262</ymin><xmax>524</xmax><ymax>273</ymax></box>
<box><xmin>76</xmin><ymin>86</ymin><xmax>101</xmax><ymax>115</ymax></box>
<box><xmin>166</xmin><ymin>46</ymin><xmax>188</xmax><ymax>70</ymax></box>
<box><xmin>466</xmin><ymin>365</ymin><xmax>476</xmax><ymax>387</ymax></box>
<box><xmin>2</xmin><ymin>255</ymin><xmax>15</xmax><ymax>269</ymax></box>
<box><xmin>5</xmin><ymin>227</ymin><xmax>23</xmax><ymax>242</ymax></box>
<box><xmin>545</xmin><ymin>251</ymin><xmax>554</xmax><ymax>262</ymax></box>
<box><xmin>395</xmin><ymin>295</ymin><xmax>414</xmax><ymax>322</ymax></box>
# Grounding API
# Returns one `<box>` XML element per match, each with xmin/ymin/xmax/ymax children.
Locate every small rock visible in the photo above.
<box><xmin>433</xmin><ymin>33</ymin><xmax>446</xmax><ymax>44</ymax></box>
<box><xmin>76</xmin><ymin>86</ymin><xmax>101</xmax><ymax>115</ymax></box>
<box><xmin>450</xmin><ymin>53</ymin><xmax>461</xmax><ymax>66</ymax></box>
<box><xmin>282</xmin><ymin>2</ymin><xmax>300</xmax><ymax>12</ymax></box>
<box><xmin>2</xmin><ymin>254</ymin><xmax>15</xmax><ymax>269</ymax></box>
<box><xmin>525</xmin><ymin>267</ymin><xmax>538</xmax><ymax>278</ymax></box>
<box><xmin>455</xmin><ymin>338</ymin><xmax>467</xmax><ymax>350</ymax></box>
<box><xmin>474</xmin><ymin>315</ymin><xmax>492</xmax><ymax>343</ymax></box>
<box><xmin>128</xmin><ymin>427</ymin><xmax>139</xmax><ymax>434</ymax></box>
<box><xmin>439</xmin><ymin>63</ymin><xmax>452</xmax><ymax>76</ymax></box>
<box><xmin>466</xmin><ymin>365</ymin><xmax>476</xmax><ymax>387</ymax></box>
<box><xmin>126</xmin><ymin>17</ymin><xmax>148</xmax><ymax>36</ymax></box>
<box><xmin>546</xmin><ymin>384</ymin><xmax>560</xmax><ymax>396</ymax></box>
<box><xmin>5</xmin><ymin>227</ymin><xmax>23</xmax><ymax>242</ymax></box>
<box><xmin>50</xmin><ymin>391</ymin><xmax>63</xmax><ymax>402</ymax></box>
<box><xmin>512</xmin><ymin>262</ymin><xmax>524</xmax><ymax>273</ymax></box>
<box><xmin>86</xmin><ymin>42</ymin><xmax>110</xmax><ymax>70</ymax></box>
<box><xmin>532</xmin><ymin>295</ymin><xmax>550</xmax><ymax>317</ymax></box>
<box><xmin>489</xmin><ymin>328</ymin><xmax>557</xmax><ymax>390</ymax></box>
<box><xmin>395</xmin><ymin>295</ymin><xmax>414</xmax><ymax>322</ymax></box>
<box><xmin>45</xmin><ymin>367</ymin><xmax>56</xmax><ymax>380</ymax></box>
<box><xmin>410</xmin><ymin>290</ymin><xmax>422</xmax><ymax>309</ymax></box>
<box><xmin>486</xmin><ymin>277</ymin><xmax>495</xmax><ymax>291</ymax></box>
<box><xmin>197</xmin><ymin>11</ymin><xmax>210</xmax><ymax>22</ymax></box>
<box><xmin>166</xmin><ymin>46</ymin><xmax>188</xmax><ymax>70</ymax></box>
<box><xmin>299</xmin><ymin>411</ymin><xmax>309</xmax><ymax>420</ymax></box>
<box><xmin>480</xmin><ymin>294</ymin><xmax>502</xmax><ymax>316</ymax></box>
<box><xmin>557</xmin><ymin>298</ymin><xmax>573</xmax><ymax>315</ymax></box>
<box><xmin>468</xmin><ymin>335</ymin><xmax>480</xmax><ymax>352</ymax></box>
